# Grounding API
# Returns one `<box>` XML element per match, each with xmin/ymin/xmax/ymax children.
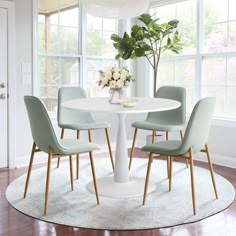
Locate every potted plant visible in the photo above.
<box><xmin>111</xmin><ymin>14</ymin><xmax>183</xmax><ymax>97</ymax></box>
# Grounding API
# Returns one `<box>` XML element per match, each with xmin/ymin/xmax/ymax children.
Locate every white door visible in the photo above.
<box><xmin>0</xmin><ymin>7</ymin><xmax>8</xmax><ymax>168</ymax></box>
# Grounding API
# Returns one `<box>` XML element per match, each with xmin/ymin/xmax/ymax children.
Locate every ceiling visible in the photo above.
<box><xmin>38</xmin><ymin>0</ymin><xmax>78</xmax><ymax>14</ymax></box>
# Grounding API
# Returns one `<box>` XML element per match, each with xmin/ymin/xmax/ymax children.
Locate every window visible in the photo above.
<box><xmin>37</xmin><ymin>1</ymin><xmax>120</xmax><ymax>112</ymax></box>
<box><xmin>151</xmin><ymin>0</ymin><xmax>236</xmax><ymax>118</ymax></box>
<box><xmin>86</xmin><ymin>14</ymin><xmax>119</xmax><ymax>97</ymax></box>
<box><xmin>38</xmin><ymin>0</ymin><xmax>80</xmax><ymax>112</ymax></box>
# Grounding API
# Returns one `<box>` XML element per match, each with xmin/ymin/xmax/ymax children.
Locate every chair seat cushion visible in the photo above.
<box><xmin>59</xmin><ymin>121</ymin><xmax>111</xmax><ymax>130</ymax></box>
<box><xmin>132</xmin><ymin>120</ymin><xmax>185</xmax><ymax>131</ymax></box>
<box><xmin>56</xmin><ymin>139</ymin><xmax>100</xmax><ymax>155</ymax></box>
<box><xmin>142</xmin><ymin>140</ymin><xmax>183</xmax><ymax>156</ymax></box>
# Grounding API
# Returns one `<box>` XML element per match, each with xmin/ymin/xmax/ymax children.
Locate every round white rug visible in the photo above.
<box><xmin>6</xmin><ymin>158</ymin><xmax>235</xmax><ymax>230</ymax></box>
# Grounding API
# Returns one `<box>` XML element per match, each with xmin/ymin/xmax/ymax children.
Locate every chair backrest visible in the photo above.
<box><xmin>146</xmin><ymin>86</ymin><xmax>186</xmax><ymax>125</ymax></box>
<box><xmin>24</xmin><ymin>96</ymin><xmax>62</xmax><ymax>154</ymax></box>
<box><xmin>57</xmin><ymin>87</ymin><xmax>94</xmax><ymax>127</ymax></box>
<box><xmin>177</xmin><ymin>97</ymin><xmax>216</xmax><ymax>154</ymax></box>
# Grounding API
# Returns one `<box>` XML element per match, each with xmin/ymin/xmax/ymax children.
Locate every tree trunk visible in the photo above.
<box><xmin>153</xmin><ymin>67</ymin><xmax>158</xmax><ymax>97</ymax></box>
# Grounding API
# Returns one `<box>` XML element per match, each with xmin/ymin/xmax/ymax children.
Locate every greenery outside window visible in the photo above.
<box><xmin>86</xmin><ymin>14</ymin><xmax>119</xmax><ymax>97</ymax></box>
<box><xmin>151</xmin><ymin>0</ymin><xmax>236</xmax><ymax>118</ymax></box>
<box><xmin>38</xmin><ymin>0</ymin><xmax>80</xmax><ymax>112</ymax></box>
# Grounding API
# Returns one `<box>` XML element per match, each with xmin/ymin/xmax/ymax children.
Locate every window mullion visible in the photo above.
<box><xmin>79</xmin><ymin>0</ymin><xmax>87</xmax><ymax>89</ymax></box>
<box><xmin>196</xmin><ymin>0</ymin><xmax>204</xmax><ymax>101</ymax></box>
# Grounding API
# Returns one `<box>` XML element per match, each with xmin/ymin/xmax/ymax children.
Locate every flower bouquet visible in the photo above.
<box><xmin>98</xmin><ymin>67</ymin><xmax>134</xmax><ymax>104</ymax></box>
<box><xmin>98</xmin><ymin>66</ymin><xmax>133</xmax><ymax>88</ymax></box>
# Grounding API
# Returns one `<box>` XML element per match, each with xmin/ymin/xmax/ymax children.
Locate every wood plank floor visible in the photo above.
<box><xmin>0</xmin><ymin>149</ymin><xmax>236</xmax><ymax>236</ymax></box>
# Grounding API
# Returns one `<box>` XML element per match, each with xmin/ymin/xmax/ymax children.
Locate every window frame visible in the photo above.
<box><xmin>33</xmin><ymin>0</ymin><xmax>123</xmax><ymax>115</ymax></box>
<box><xmin>150</xmin><ymin>0</ymin><xmax>236</xmax><ymax>120</ymax></box>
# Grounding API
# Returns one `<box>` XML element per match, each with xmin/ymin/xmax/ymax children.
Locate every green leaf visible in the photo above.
<box><xmin>115</xmin><ymin>54</ymin><xmax>121</xmax><ymax>60</ymax></box>
<box><xmin>134</xmin><ymin>47</ymin><xmax>146</xmax><ymax>57</ymax></box>
<box><xmin>111</xmin><ymin>34</ymin><xmax>121</xmax><ymax>42</ymax></box>
<box><xmin>138</xmin><ymin>14</ymin><xmax>153</xmax><ymax>26</ymax></box>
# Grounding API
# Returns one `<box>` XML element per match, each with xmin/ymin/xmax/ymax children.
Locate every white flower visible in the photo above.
<box><xmin>109</xmin><ymin>80</ymin><xmax>116</xmax><ymax>88</ymax></box>
<box><xmin>105</xmin><ymin>71</ymin><xmax>112</xmax><ymax>79</ymax></box>
<box><xmin>101</xmin><ymin>77</ymin><xmax>108</xmax><ymax>86</ymax></box>
<box><xmin>113</xmin><ymin>67</ymin><xmax>120</xmax><ymax>73</ymax></box>
<box><xmin>98</xmin><ymin>67</ymin><xmax>133</xmax><ymax>88</ymax></box>
<box><xmin>120</xmin><ymin>71</ymin><xmax>127</xmax><ymax>81</ymax></box>
<box><xmin>113</xmin><ymin>72</ymin><xmax>120</xmax><ymax>80</ymax></box>
<box><xmin>116</xmin><ymin>80</ymin><xmax>124</xmax><ymax>88</ymax></box>
<box><xmin>124</xmin><ymin>81</ymin><xmax>130</xmax><ymax>87</ymax></box>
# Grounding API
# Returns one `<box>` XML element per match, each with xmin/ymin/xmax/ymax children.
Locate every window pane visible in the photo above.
<box><xmin>39</xmin><ymin>57</ymin><xmax>59</xmax><ymax>112</ymax></box>
<box><xmin>202</xmin><ymin>58</ymin><xmax>226</xmax><ymax>85</ymax></box>
<box><xmin>158</xmin><ymin>60</ymin><xmax>195</xmax><ymax>113</ymax></box>
<box><xmin>60</xmin><ymin>8</ymin><xmax>79</xmax><ymax>27</ymax></box>
<box><xmin>86</xmin><ymin>30</ymin><xmax>102</xmax><ymax>56</ymax></box>
<box><xmin>87</xmin><ymin>59</ymin><xmax>118</xmax><ymax>97</ymax></box>
<box><xmin>158</xmin><ymin>61</ymin><xmax>174</xmax><ymax>85</ymax></box>
<box><xmin>228</xmin><ymin>57</ymin><xmax>236</xmax><ymax>85</ymax></box>
<box><xmin>38</xmin><ymin>0</ymin><xmax>81</xmax><ymax>113</ymax></box>
<box><xmin>202</xmin><ymin>86</ymin><xmax>225</xmax><ymax>116</ymax></box>
<box><xmin>175</xmin><ymin>60</ymin><xmax>195</xmax><ymax>86</ymax></box>
<box><xmin>225</xmin><ymin>87</ymin><xmax>236</xmax><ymax>118</ymax></box>
<box><xmin>229</xmin><ymin>22</ymin><xmax>236</xmax><ymax>51</ymax></box>
<box><xmin>102</xmin><ymin>32</ymin><xmax>117</xmax><ymax>57</ymax></box>
<box><xmin>60</xmin><ymin>58</ymin><xmax>80</xmax><ymax>86</ymax></box>
<box><xmin>151</xmin><ymin>0</ymin><xmax>197</xmax><ymax>55</ymax></box>
<box><xmin>60</xmin><ymin>26</ymin><xmax>79</xmax><ymax>54</ymax></box>
<box><xmin>87</xmin><ymin>14</ymin><xmax>102</xmax><ymax>30</ymax></box>
<box><xmin>204</xmin><ymin>0</ymin><xmax>228</xmax><ymax>25</ymax></box>
<box><xmin>103</xmin><ymin>18</ymin><xmax>118</xmax><ymax>31</ymax></box>
<box><xmin>229</xmin><ymin>0</ymin><xmax>236</xmax><ymax>21</ymax></box>
<box><xmin>204</xmin><ymin>23</ymin><xmax>227</xmax><ymax>53</ymax></box>
<box><xmin>38</xmin><ymin>21</ymin><xmax>46</xmax><ymax>53</ymax></box>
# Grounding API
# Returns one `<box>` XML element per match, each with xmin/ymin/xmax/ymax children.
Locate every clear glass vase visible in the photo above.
<box><xmin>109</xmin><ymin>87</ymin><xmax>123</xmax><ymax>104</ymax></box>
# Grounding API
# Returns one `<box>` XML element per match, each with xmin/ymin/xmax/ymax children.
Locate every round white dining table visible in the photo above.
<box><xmin>63</xmin><ymin>97</ymin><xmax>181</xmax><ymax>198</ymax></box>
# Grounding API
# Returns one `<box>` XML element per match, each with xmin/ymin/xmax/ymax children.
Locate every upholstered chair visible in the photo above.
<box><xmin>142</xmin><ymin>97</ymin><xmax>218</xmax><ymax>215</ymax></box>
<box><xmin>24</xmin><ymin>96</ymin><xmax>100</xmax><ymax>215</ymax></box>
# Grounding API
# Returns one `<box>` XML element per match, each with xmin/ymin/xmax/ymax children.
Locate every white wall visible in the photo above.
<box><xmin>9</xmin><ymin>0</ymin><xmax>236</xmax><ymax>169</ymax></box>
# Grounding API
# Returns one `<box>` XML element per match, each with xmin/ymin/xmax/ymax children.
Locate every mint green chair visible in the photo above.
<box><xmin>129</xmin><ymin>86</ymin><xmax>187</xmax><ymax>170</ymax></box>
<box><xmin>142</xmin><ymin>97</ymin><xmax>218</xmax><ymax>215</ymax></box>
<box><xmin>56</xmin><ymin>87</ymin><xmax>114</xmax><ymax>178</ymax></box>
<box><xmin>24</xmin><ymin>96</ymin><xmax>100</xmax><ymax>215</ymax></box>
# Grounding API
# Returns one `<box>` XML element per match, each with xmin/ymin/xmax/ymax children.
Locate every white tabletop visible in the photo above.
<box><xmin>62</xmin><ymin>97</ymin><xmax>181</xmax><ymax>114</ymax></box>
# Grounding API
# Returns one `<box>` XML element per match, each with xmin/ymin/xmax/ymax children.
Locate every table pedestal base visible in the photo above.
<box><xmin>87</xmin><ymin>176</ymin><xmax>156</xmax><ymax>198</ymax></box>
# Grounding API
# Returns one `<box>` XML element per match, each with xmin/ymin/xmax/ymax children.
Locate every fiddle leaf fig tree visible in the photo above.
<box><xmin>111</xmin><ymin>14</ymin><xmax>183</xmax><ymax>96</ymax></box>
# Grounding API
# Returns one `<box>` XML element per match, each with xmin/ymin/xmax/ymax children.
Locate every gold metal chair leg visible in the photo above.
<box><xmin>166</xmin><ymin>131</ymin><xmax>169</xmax><ymax>140</ymax></box>
<box><xmin>44</xmin><ymin>147</ymin><xmax>53</xmax><ymax>215</ymax></box>
<box><xmin>57</xmin><ymin>128</ymin><xmax>65</xmax><ymax>168</ymax></box>
<box><xmin>180</xmin><ymin>130</ymin><xmax>189</xmax><ymax>168</ymax></box>
<box><xmin>129</xmin><ymin>128</ymin><xmax>138</xmax><ymax>170</ymax></box>
<box><xmin>105</xmin><ymin>128</ymin><xmax>114</xmax><ymax>170</ymax></box>
<box><xmin>76</xmin><ymin>130</ymin><xmax>80</xmax><ymax>179</ymax></box>
<box><xmin>23</xmin><ymin>142</ymin><xmax>36</xmax><ymax>198</ymax></box>
<box><xmin>152</xmin><ymin>130</ymin><xmax>156</xmax><ymax>143</ymax></box>
<box><xmin>143</xmin><ymin>153</ymin><xmax>154</xmax><ymax>205</ymax></box>
<box><xmin>167</xmin><ymin>156</ymin><xmax>170</xmax><ymax>179</ymax></box>
<box><xmin>88</xmin><ymin>130</ymin><xmax>92</xmax><ymax>142</ymax></box>
<box><xmin>166</xmin><ymin>132</ymin><xmax>170</xmax><ymax>178</ymax></box>
<box><xmin>169</xmin><ymin>156</ymin><xmax>173</xmax><ymax>192</ymax></box>
<box><xmin>89</xmin><ymin>151</ymin><xmax>99</xmax><ymax>204</ymax></box>
<box><xmin>205</xmin><ymin>144</ymin><xmax>218</xmax><ymax>199</ymax></box>
<box><xmin>69</xmin><ymin>155</ymin><xmax>74</xmax><ymax>191</ymax></box>
<box><xmin>189</xmin><ymin>147</ymin><xmax>196</xmax><ymax>215</ymax></box>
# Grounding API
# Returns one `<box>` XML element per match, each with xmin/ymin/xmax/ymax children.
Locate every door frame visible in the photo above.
<box><xmin>0</xmin><ymin>0</ymin><xmax>16</xmax><ymax>168</ymax></box>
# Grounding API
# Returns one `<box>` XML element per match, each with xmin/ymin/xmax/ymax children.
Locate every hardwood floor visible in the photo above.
<box><xmin>0</xmin><ymin>149</ymin><xmax>236</xmax><ymax>236</ymax></box>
